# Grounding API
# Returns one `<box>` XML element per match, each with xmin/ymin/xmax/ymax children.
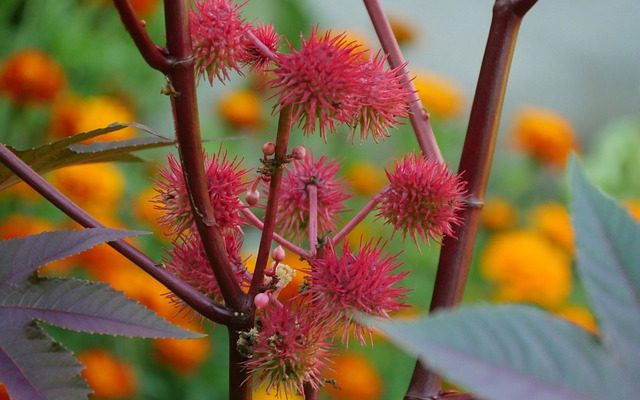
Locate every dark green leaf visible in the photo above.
<box><xmin>0</xmin><ymin>123</ymin><xmax>174</xmax><ymax>190</ymax></box>
<box><xmin>569</xmin><ymin>156</ymin><xmax>640</xmax><ymax>375</ymax></box>
<box><xmin>368</xmin><ymin>305</ymin><xmax>638</xmax><ymax>400</ymax></box>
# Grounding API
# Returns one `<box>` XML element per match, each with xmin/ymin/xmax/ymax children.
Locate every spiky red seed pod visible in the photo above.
<box><xmin>267</xmin><ymin>153</ymin><xmax>350</xmax><ymax>239</ymax></box>
<box><xmin>351</xmin><ymin>54</ymin><xmax>413</xmax><ymax>143</ymax></box>
<box><xmin>306</xmin><ymin>241</ymin><xmax>408</xmax><ymax>344</ymax></box>
<box><xmin>244</xmin><ymin>303</ymin><xmax>332</xmax><ymax>396</ymax></box>
<box><xmin>154</xmin><ymin>151</ymin><xmax>248</xmax><ymax>236</ymax></box>
<box><xmin>164</xmin><ymin>232</ymin><xmax>247</xmax><ymax>301</ymax></box>
<box><xmin>241</xmin><ymin>24</ymin><xmax>280</xmax><ymax>71</ymax></box>
<box><xmin>190</xmin><ymin>0</ymin><xmax>249</xmax><ymax>84</ymax></box>
<box><xmin>270</xmin><ymin>29</ymin><xmax>364</xmax><ymax>139</ymax></box>
<box><xmin>377</xmin><ymin>153</ymin><xmax>466</xmax><ymax>246</ymax></box>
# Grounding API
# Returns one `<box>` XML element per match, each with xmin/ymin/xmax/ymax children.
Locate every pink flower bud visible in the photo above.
<box><xmin>254</xmin><ymin>293</ymin><xmax>270</xmax><ymax>309</ymax></box>
<box><xmin>245</xmin><ymin>190</ymin><xmax>260</xmax><ymax>206</ymax></box>
<box><xmin>271</xmin><ymin>245</ymin><xmax>285</xmax><ymax>262</ymax></box>
<box><xmin>291</xmin><ymin>146</ymin><xmax>307</xmax><ymax>160</ymax></box>
<box><xmin>262</xmin><ymin>142</ymin><xmax>275</xmax><ymax>156</ymax></box>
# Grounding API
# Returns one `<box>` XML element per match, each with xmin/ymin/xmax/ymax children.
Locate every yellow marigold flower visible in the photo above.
<box><xmin>154</xmin><ymin>337</ymin><xmax>211</xmax><ymax>375</ymax></box>
<box><xmin>0</xmin><ymin>49</ymin><xmax>65</xmax><ymax>105</ymax></box>
<box><xmin>217</xmin><ymin>89</ymin><xmax>263</xmax><ymax>130</ymax></box>
<box><xmin>511</xmin><ymin>107</ymin><xmax>578</xmax><ymax>168</ymax></box>
<box><xmin>530</xmin><ymin>202</ymin><xmax>574</xmax><ymax>254</ymax></box>
<box><xmin>324</xmin><ymin>353</ymin><xmax>382</xmax><ymax>400</ymax></box>
<box><xmin>481</xmin><ymin>197</ymin><xmax>518</xmax><ymax>231</ymax></box>
<box><xmin>3</xmin><ymin>181</ymin><xmax>40</xmax><ymax>201</ymax></box>
<box><xmin>345</xmin><ymin>221</ymin><xmax>377</xmax><ymax>248</ymax></box>
<box><xmin>253</xmin><ymin>385</ymin><xmax>303</xmax><ymax>400</ymax></box>
<box><xmin>413</xmin><ymin>71</ymin><xmax>464</xmax><ymax>120</ymax></box>
<box><xmin>624</xmin><ymin>199</ymin><xmax>640</xmax><ymax>221</ymax></box>
<box><xmin>388</xmin><ymin>15</ymin><xmax>417</xmax><ymax>46</ymax></box>
<box><xmin>50</xmin><ymin>163</ymin><xmax>124</xmax><ymax>213</ymax></box>
<box><xmin>133</xmin><ymin>186</ymin><xmax>171</xmax><ymax>237</ymax></box>
<box><xmin>556</xmin><ymin>305</ymin><xmax>598</xmax><ymax>334</ymax></box>
<box><xmin>78</xmin><ymin>349</ymin><xmax>137</xmax><ymax>399</ymax></box>
<box><xmin>50</xmin><ymin>94</ymin><xmax>136</xmax><ymax>141</ymax></box>
<box><xmin>345</xmin><ymin>161</ymin><xmax>387</xmax><ymax>196</ymax></box>
<box><xmin>0</xmin><ymin>214</ymin><xmax>54</xmax><ymax>240</ymax></box>
<box><xmin>480</xmin><ymin>230</ymin><xmax>572</xmax><ymax>309</ymax></box>
<box><xmin>331</xmin><ymin>29</ymin><xmax>372</xmax><ymax>60</ymax></box>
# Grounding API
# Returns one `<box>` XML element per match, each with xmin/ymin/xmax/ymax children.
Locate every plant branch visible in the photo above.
<box><xmin>113</xmin><ymin>0</ymin><xmax>172</xmax><ymax>72</ymax></box>
<box><xmin>248</xmin><ymin>106</ymin><xmax>294</xmax><ymax>300</ymax></box>
<box><xmin>240</xmin><ymin>207</ymin><xmax>310</xmax><ymax>258</ymax></box>
<box><xmin>303</xmin><ymin>382</ymin><xmax>319</xmax><ymax>400</ymax></box>
<box><xmin>307</xmin><ymin>184</ymin><xmax>318</xmax><ymax>256</ymax></box>
<box><xmin>404</xmin><ymin>1</ymin><xmax>538</xmax><ymax>398</ymax></box>
<box><xmin>228</xmin><ymin>328</ymin><xmax>252</xmax><ymax>400</ymax></box>
<box><xmin>362</xmin><ymin>0</ymin><xmax>442</xmax><ymax>162</ymax></box>
<box><xmin>331</xmin><ymin>187</ymin><xmax>386</xmax><ymax>245</ymax></box>
<box><xmin>0</xmin><ymin>143</ymin><xmax>235</xmax><ymax>326</ymax></box>
<box><xmin>245</xmin><ymin>29</ymin><xmax>279</xmax><ymax>62</ymax></box>
<box><xmin>162</xmin><ymin>0</ymin><xmax>245</xmax><ymax>312</ymax></box>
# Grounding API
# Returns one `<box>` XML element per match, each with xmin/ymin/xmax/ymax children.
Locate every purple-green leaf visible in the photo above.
<box><xmin>0</xmin><ymin>122</ymin><xmax>174</xmax><ymax>190</ymax></box>
<box><xmin>569</xmin><ymin>156</ymin><xmax>640</xmax><ymax>377</ymax></box>
<box><xmin>368</xmin><ymin>305</ymin><xmax>638</xmax><ymax>400</ymax></box>
<box><xmin>0</xmin><ymin>228</ymin><xmax>145</xmax><ymax>286</ymax></box>
<box><xmin>0</xmin><ymin>321</ymin><xmax>90</xmax><ymax>400</ymax></box>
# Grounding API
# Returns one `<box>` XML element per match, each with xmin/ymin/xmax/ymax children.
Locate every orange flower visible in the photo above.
<box><xmin>324</xmin><ymin>353</ymin><xmax>382</xmax><ymax>400</ymax></box>
<box><xmin>511</xmin><ymin>107</ymin><xmax>578</xmax><ymax>168</ymax></box>
<box><xmin>78</xmin><ymin>349</ymin><xmax>137</xmax><ymax>399</ymax></box>
<box><xmin>0</xmin><ymin>384</ymin><xmax>9</xmax><ymax>400</ymax></box>
<box><xmin>556</xmin><ymin>305</ymin><xmax>598</xmax><ymax>334</ymax></box>
<box><xmin>481</xmin><ymin>197</ymin><xmax>518</xmax><ymax>231</ymax></box>
<box><xmin>253</xmin><ymin>385</ymin><xmax>303</xmax><ymax>400</ymax></box>
<box><xmin>0</xmin><ymin>49</ymin><xmax>65</xmax><ymax>105</ymax></box>
<box><xmin>133</xmin><ymin>186</ymin><xmax>171</xmax><ymax>237</ymax></box>
<box><xmin>278</xmin><ymin>253</ymin><xmax>309</xmax><ymax>301</ymax></box>
<box><xmin>50</xmin><ymin>94</ymin><xmax>136</xmax><ymax>141</ymax></box>
<box><xmin>624</xmin><ymin>199</ymin><xmax>640</xmax><ymax>221</ymax></box>
<box><xmin>530</xmin><ymin>202</ymin><xmax>574</xmax><ymax>254</ymax></box>
<box><xmin>153</xmin><ymin>337</ymin><xmax>211</xmax><ymax>375</ymax></box>
<box><xmin>388</xmin><ymin>16</ymin><xmax>417</xmax><ymax>46</ymax></box>
<box><xmin>129</xmin><ymin>0</ymin><xmax>159</xmax><ymax>16</ymax></box>
<box><xmin>217</xmin><ymin>89</ymin><xmax>263</xmax><ymax>130</ymax></box>
<box><xmin>413</xmin><ymin>71</ymin><xmax>464</xmax><ymax>120</ymax></box>
<box><xmin>3</xmin><ymin>181</ymin><xmax>40</xmax><ymax>201</ymax></box>
<box><xmin>345</xmin><ymin>162</ymin><xmax>387</xmax><ymax>196</ymax></box>
<box><xmin>50</xmin><ymin>163</ymin><xmax>124</xmax><ymax>213</ymax></box>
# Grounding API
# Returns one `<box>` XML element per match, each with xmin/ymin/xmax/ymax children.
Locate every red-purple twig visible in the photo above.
<box><xmin>240</xmin><ymin>207</ymin><xmax>310</xmax><ymax>258</ymax></box>
<box><xmin>307</xmin><ymin>184</ymin><xmax>318</xmax><ymax>256</ymax></box>
<box><xmin>248</xmin><ymin>106</ymin><xmax>294</xmax><ymax>299</ymax></box>
<box><xmin>363</xmin><ymin>0</ymin><xmax>443</xmax><ymax>163</ymax></box>
<box><xmin>161</xmin><ymin>0</ymin><xmax>245</xmax><ymax>312</ymax></box>
<box><xmin>246</xmin><ymin>29</ymin><xmax>279</xmax><ymax>62</ymax></box>
<box><xmin>112</xmin><ymin>0</ymin><xmax>172</xmax><ymax>72</ymax></box>
<box><xmin>331</xmin><ymin>187</ymin><xmax>387</xmax><ymax>245</ymax></box>
<box><xmin>404</xmin><ymin>1</ymin><xmax>538</xmax><ymax>398</ymax></box>
<box><xmin>303</xmin><ymin>382</ymin><xmax>319</xmax><ymax>400</ymax></box>
<box><xmin>0</xmin><ymin>143</ymin><xmax>235</xmax><ymax>326</ymax></box>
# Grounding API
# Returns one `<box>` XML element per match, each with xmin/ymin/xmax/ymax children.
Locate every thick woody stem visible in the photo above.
<box><xmin>404</xmin><ymin>1</ymin><xmax>538</xmax><ymax>398</ymax></box>
<box><xmin>228</xmin><ymin>328</ymin><xmax>252</xmax><ymax>400</ymax></box>
<box><xmin>363</xmin><ymin>0</ymin><xmax>443</xmax><ymax>162</ymax></box>
<box><xmin>303</xmin><ymin>382</ymin><xmax>319</xmax><ymax>400</ymax></box>
<box><xmin>113</xmin><ymin>0</ymin><xmax>172</xmax><ymax>72</ymax></box>
<box><xmin>162</xmin><ymin>0</ymin><xmax>245</xmax><ymax>311</ymax></box>
<box><xmin>0</xmin><ymin>144</ymin><xmax>235</xmax><ymax>326</ymax></box>
<box><xmin>248</xmin><ymin>106</ymin><xmax>294</xmax><ymax>299</ymax></box>
<box><xmin>331</xmin><ymin>187</ymin><xmax>387</xmax><ymax>245</ymax></box>
<box><xmin>307</xmin><ymin>184</ymin><xmax>318</xmax><ymax>256</ymax></box>
<box><xmin>240</xmin><ymin>208</ymin><xmax>310</xmax><ymax>258</ymax></box>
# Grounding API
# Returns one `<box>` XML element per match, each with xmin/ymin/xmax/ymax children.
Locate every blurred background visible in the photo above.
<box><xmin>0</xmin><ymin>0</ymin><xmax>638</xmax><ymax>399</ymax></box>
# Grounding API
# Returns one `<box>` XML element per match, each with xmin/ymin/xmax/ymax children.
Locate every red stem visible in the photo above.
<box><xmin>303</xmin><ymin>382</ymin><xmax>319</xmax><ymax>400</ymax></box>
<box><xmin>362</xmin><ymin>0</ymin><xmax>443</xmax><ymax>162</ymax></box>
<box><xmin>0</xmin><ymin>143</ymin><xmax>235</xmax><ymax>326</ymax></box>
<box><xmin>162</xmin><ymin>0</ymin><xmax>245</xmax><ymax>311</ymax></box>
<box><xmin>248</xmin><ymin>106</ymin><xmax>294</xmax><ymax>300</ymax></box>
<box><xmin>112</xmin><ymin>0</ymin><xmax>172</xmax><ymax>72</ymax></box>
<box><xmin>404</xmin><ymin>1</ymin><xmax>538</xmax><ymax>398</ymax></box>
<box><xmin>331</xmin><ymin>187</ymin><xmax>386</xmax><ymax>245</ymax></box>
<box><xmin>307</xmin><ymin>184</ymin><xmax>318</xmax><ymax>256</ymax></box>
<box><xmin>240</xmin><ymin>208</ymin><xmax>310</xmax><ymax>258</ymax></box>
<box><xmin>228</xmin><ymin>328</ymin><xmax>252</xmax><ymax>400</ymax></box>
<box><xmin>245</xmin><ymin>30</ymin><xmax>279</xmax><ymax>62</ymax></box>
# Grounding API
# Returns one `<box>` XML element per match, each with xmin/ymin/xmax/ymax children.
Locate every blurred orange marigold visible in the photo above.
<box><xmin>481</xmin><ymin>197</ymin><xmax>518</xmax><ymax>231</ymax></box>
<box><xmin>0</xmin><ymin>49</ymin><xmax>65</xmax><ymax>105</ymax></box>
<box><xmin>511</xmin><ymin>107</ymin><xmax>578</xmax><ymax>168</ymax></box>
<box><xmin>218</xmin><ymin>89</ymin><xmax>263</xmax><ymax>130</ymax></box>
<box><xmin>154</xmin><ymin>337</ymin><xmax>211</xmax><ymax>375</ymax></box>
<box><xmin>480</xmin><ymin>230</ymin><xmax>572</xmax><ymax>309</ymax></box>
<box><xmin>78</xmin><ymin>349</ymin><xmax>137</xmax><ymax>399</ymax></box>
<box><xmin>530</xmin><ymin>202</ymin><xmax>574</xmax><ymax>254</ymax></box>
<box><xmin>324</xmin><ymin>353</ymin><xmax>382</xmax><ymax>400</ymax></box>
<box><xmin>50</xmin><ymin>163</ymin><xmax>124</xmax><ymax>213</ymax></box>
<box><xmin>413</xmin><ymin>71</ymin><xmax>464</xmax><ymax>120</ymax></box>
<box><xmin>345</xmin><ymin>161</ymin><xmax>387</xmax><ymax>196</ymax></box>
<box><xmin>556</xmin><ymin>305</ymin><xmax>598</xmax><ymax>334</ymax></box>
<box><xmin>624</xmin><ymin>199</ymin><xmax>640</xmax><ymax>221</ymax></box>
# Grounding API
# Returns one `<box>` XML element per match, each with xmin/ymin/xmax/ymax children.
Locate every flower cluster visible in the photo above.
<box><xmin>271</xmin><ymin>30</ymin><xmax>412</xmax><ymax>141</ymax></box>
<box><xmin>154</xmin><ymin>150</ymin><xmax>248</xmax><ymax>236</ymax></box>
<box><xmin>377</xmin><ymin>153</ymin><xmax>466</xmax><ymax>246</ymax></box>
<box><xmin>268</xmin><ymin>153</ymin><xmax>350</xmax><ymax>240</ymax></box>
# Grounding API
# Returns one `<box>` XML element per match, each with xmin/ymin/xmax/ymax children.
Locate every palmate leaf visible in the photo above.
<box><xmin>0</xmin><ymin>228</ymin><xmax>203</xmax><ymax>400</ymax></box>
<box><xmin>368</xmin><ymin>306</ymin><xmax>638</xmax><ymax>400</ymax></box>
<box><xmin>569</xmin><ymin>157</ymin><xmax>640</xmax><ymax>377</ymax></box>
<box><xmin>0</xmin><ymin>122</ymin><xmax>174</xmax><ymax>190</ymax></box>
